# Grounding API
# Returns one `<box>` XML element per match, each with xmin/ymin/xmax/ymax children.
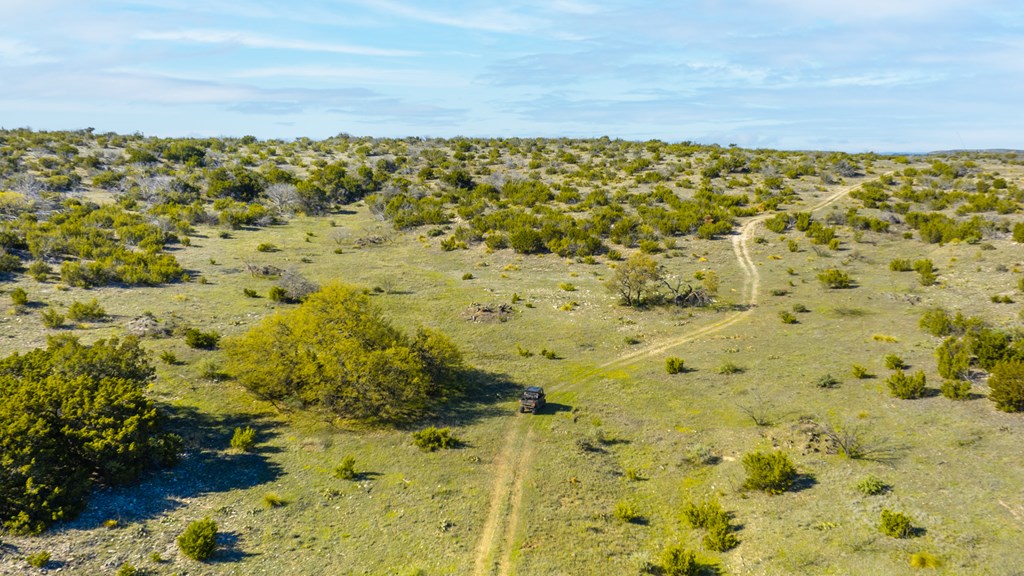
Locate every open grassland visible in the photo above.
<box><xmin>1</xmin><ymin>132</ymin><xmax>1024</xmax><ymax>575</ymax></box>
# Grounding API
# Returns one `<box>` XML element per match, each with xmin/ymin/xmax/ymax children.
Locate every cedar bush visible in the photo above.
<box><xmin>661</xmin><ymin>545</ymin><xmax>699</xmax><ymax>576</ymax></box>
<box><xmin>184</xmin><ymin>328</ymin><xmax>220</xmax><ymax>349</ymax></box>
<box><xmin>665</xmin><ymin>357</ymin><xmax>686</xmax><ymax>374</ymax></box>
<box><xmin>177</xmin><ymin>517</ymin><xmax>218</xmax><ymax>561</ymax></box>
<box><xmin>880</xmin><ymin>509</ymin><xmax>913</xmax><ymax>538</ymax></box>
<box><xmin>0</xmin><ymin>337</ymin><xmax>165</xmax><ymax>534</ymax></box>
<box><xmin>941</xmin><ymin>379</ymin><xmax>972</xmax><ymax>400</ymax></box>
<box><xmin>886</xmin><ymin>369</ymin><xmax>926</xmax><ymax>399</ymax></box>
<box><xmin>741</xmin><ymin>451</ymin><xmax>797</xmax><ymax>494</ymax></box>
<box><xmin>334</xmin><ymin>456</ymin><xmax>357</xmax><ymax>480</ymax></box>
<box><xmin>229</xmin><ymin>426</ymin><xmax>256</xmax><ymax>452</ymax></box>
<box><xmin>988</xmin><ymin>360</ymin><xmax>1024</xmax><ymax>412</ymax></box>
<box><xmin>818</xmin><ymin>268</ymin><xmax>853</xmax><ymax>288</ymax></box>
<box><xmin>412</xmin><ymin>427</ymin><xmax>458</xmax><ymax>451</ymax></box>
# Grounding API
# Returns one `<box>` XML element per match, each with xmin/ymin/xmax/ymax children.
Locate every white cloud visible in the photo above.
<box><xmin>0</xmin><ymin>39</ymin><xmax>58</xmax><ymax>66</ymax></box>
<box><xmin>136</xmin><ymin>29</ymin><xmax>418</xmax><ymax>57</ymax></box>
<box><xmin>349</xmin><ymin>0</ymin><xmax>543</xmax><ymax>34</ymax></box>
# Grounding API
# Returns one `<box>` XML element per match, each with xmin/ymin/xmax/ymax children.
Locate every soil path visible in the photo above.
<box><xmin>470</xmin><ymin>177</ymin><xmax>869</xmax><ymax>575</ymax></box>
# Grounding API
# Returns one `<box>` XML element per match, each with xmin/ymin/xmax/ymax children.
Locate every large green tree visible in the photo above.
<box><xmin>224</xmin><ymin>283</ymin><xmax>465</xmax><ymax>424</ymax></box>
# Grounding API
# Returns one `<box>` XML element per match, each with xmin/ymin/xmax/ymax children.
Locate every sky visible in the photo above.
<box><xmin>0</xmin><ymin>0</ymin><xmax>1022</xmax><ymax>152</ymax></box>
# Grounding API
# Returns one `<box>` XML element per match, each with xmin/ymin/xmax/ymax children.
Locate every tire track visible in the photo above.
<box><xmin>471</xmin><ymin>177</ymin><xmax>870</xmax><ymax>575</ymax></box>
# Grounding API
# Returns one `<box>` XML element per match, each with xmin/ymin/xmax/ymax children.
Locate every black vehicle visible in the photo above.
<box><xmin>519</xmin><ymin>386</ymin><xmax>546</xmax><ymax>414</ymax></box>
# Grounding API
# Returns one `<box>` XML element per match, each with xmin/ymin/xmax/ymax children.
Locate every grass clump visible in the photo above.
<box><xmin>613</xmin><ymin>501</ymin><xmax>643</xmax><ymax>524</ymax></box>
<box><xmin>230</xmin><ymin>426</ymin><xmax>257</xmax><ymax>452</ymax></box>
<box><xmin>717</xmin><ymin>361</ymin><xmax>743</xmax><ymax>375</ymax></box>
<box><xmin>177</xmin><ymin>517</ymin><xmax>218</xmax><ymax>561</ymax></box>
<box><xmin>886</xmin><ymin>369</ymin><xmax>926</xmax><ymax>399</ymax></box>
<box><xmin>879</xmin><ymin>509</ymin><xmax>914</xmax><ymax>538</ymax></box>
<box><xmin>909</xmin><ymin>552</ymin><xmax>941</xmax><ymax>568</ymax></box>
<box><xmin>26</xmin><ymin>551</ymin><xmax>51</xmax><ymax>568</ymax></box>
<box><xmin>815</xmin><ymin>373</ymin><xmax>840</xmax><ymax>388</ymax></box>
<box><xmin>559</xmin><ymin>282</ymin><xmax>576</xmax><ymax>291</ymax></box>
<box><xmin>334</xmin><ymin>455</ymin><xmax>357</xmax><ymax>480</ymax></box>
<box><xmin>262</xmin><ymin>492</ymin><xmax>286</xmax><ymax>508</ymax></box>
<box><xmin>741</xmin><ymin>451</ymin><xmax>796</xmax><ymax>495</ymax></box>
<box><xmin>855</xmin><ymin>475</ymin><xmax>889</xmax><ymax>496</ymax></box>
<box><xmin>779</xmin><ymin>311</ymin><xmax>797</xmax><ymax>324</ymax></box>
<box><xmin>665</xmin><ymin>357</ymin><xmax>686</xmax><ymax>374</ymax></box>
<box><xmin>412</xmin><ymin>426</ymin><xmax>458</xmax><ymax>451</ymax></box>
<box><xmin>116</xmin><ymin>562</ymin><xmax>139</xmax><ymax>576</ymax></box>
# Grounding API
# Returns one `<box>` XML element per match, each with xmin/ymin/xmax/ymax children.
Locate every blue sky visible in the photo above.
<box><xmin>1</xmin><ymin>0</ymin><xmax>1021</xmax><ymax>151</ymax></box>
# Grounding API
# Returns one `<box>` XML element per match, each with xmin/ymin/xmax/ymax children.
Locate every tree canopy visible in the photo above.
<box><xmin>224</xmin><ymin>283</ymin><xmax>466</xmax><ymax>424</ymax></box>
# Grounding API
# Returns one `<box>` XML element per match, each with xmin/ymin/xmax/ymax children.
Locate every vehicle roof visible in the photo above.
<box><xmin>524</xmin><ymin>386</ymin><xmax>544</xmax><ymax>393</ymax></box>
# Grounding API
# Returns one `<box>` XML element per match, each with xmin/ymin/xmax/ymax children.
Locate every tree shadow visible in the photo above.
<box><xmin>425</xmin><ymin>368</ymin><xmax>521</xmax><ymax>427</ymax></box>
<box><xmin>212</xmin><ymin>530</ymin><xmax>257</xmax><ymax>563</ymax></box>
<box><xmin>790</xmin><ymin>473</ymin><xmax>818</xmax><ymax>493</ymax></box>
<box><xmin>59</xmin><ymin>406</ymin><xmax>284</xmax><ymax>531</ymax></box>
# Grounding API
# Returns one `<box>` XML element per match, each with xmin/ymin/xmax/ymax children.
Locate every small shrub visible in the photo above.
<box><xmin>941</xmin><ymin>379</ymin><xmax>971</xmax><ymax>400</ymax></box>
<box><xmin>66</xmin><ymin>298</ymin><xmax>107</xmax><ymax>321</ymax></box>
<box><xmin>262</xmin><ymin>493</ymin><xmax>286</xmax><ymax>508</ymax></box>
<box><xmin>10</xmin><ymin>287</ymin><xmax>28</xmax><ymax>306</ymax></box>
<box><xmin>884</xmin><ymin>354</ymin><xmax>906</xmax><ymax>370</ymax></box>
<box><xmin>681</xmin><ymin>499</ymin><xmax>728</xmax><ymax>529</ymax></box>
<box><xmin>988</xmin><ymin>359</ymin><xmax>1024</xmax><ymax>412</ymax></box>
<box><xmin>889</xmin><ymin>258</ymin><xmax>912</xmax><ymax>271</ymax></box>
<box><xmin>28</xmin><ymin>260</ymin><xmax>51</xmax><ymax>281</ymax></box>
<box><xmin>116</xmin><ymin>562</ymin><xmax>139</xmax><ymax>576</ymax></box>
<box><xmin>540</xmin><ymin>348</ymin><xmax>559</xmax><ymax>359</ymax></box>
<box><xmin>742</xmin><ymin>451</ymin><xmax>797</xmax><ymax>494</ymax></box>
<box><xmin>230</xmin><ymin>426</ymin><xmax>257</xmax><ymax>452</ymax></box>
<box><xmin>851</xmin><ymin>365</ymin><xmax>871</xmax><ymax>379</ymax></box>
<box><xmin>177</xmin><ymin>517</ymin><xmax>218</xmax><ymax>561</ymax></box>
<box><xmin>256</xmin><ymin>242</ymin><xmax>277</xmax><ymax>252</ymax></box>
<box><xmin>661</xmin><ymin>545</ymin><xmax>699</xmax><ymax>576</ymax></box>
<box><xmin>461</xmin><ymin>272</ymin><xmax>474</xmax><ymax>280</ymax></box>
<box><xmin>413</xmin><ymin>426</ymin><xmax>458</xmax><ymax>451</ymax></box>
<box><xmin>334</xmin><ymin>455</ymin><xmax>357</xmax><ymax>480</ymax></box>
<box><xmin>559</xmin><ymin>282</ymin><xmax>576</xmax><ymax>291</ymax></box>
<box><xmin>779</xmin><ymin>311</ymin><xmax>797</xmax><ymax>324</ymax></box>
<box><xmin>185</xmin><ymin>328</ymin><xmax>220</xmax><ymax>349</ymax></box>
<box><xmin>856</xmin><ymin>475</ymin><xmax>889</xmax><ymax>496</ymax></box>
<box><xmin>887</xmin><ymin>369</ymin><xmax>926</xmax><ymax>399</ymax></box>
<box><xmin>613</xmin><ymin>501</ymin><xmax>642</xmax><ymax>523</ymax></box>
<box><xmin>918</xmin><ymin>308</ymin><xmax>952</xmax><ymax>336</ymax></box>
<box><xmin>792</xmin><ymin>303</ymin><xmax>809</xmax><ymax>313</ymax></box>
<box><xmin>880</xmin><ymin>509</ymin><xmax>913</xmax><ymax>538</ymax></box>
<box><xmin>770</xmin><ymin>288</ymin><xmax>788</xmax><ymax>296</ymax></box>
<box><xmin>872</xmin><ymin>333</ymin><xmax>898</xmax><ymax>343</ymax></box>
<box><xmin>559</xmin><ymin>301</ymin><xmax>578</xmax><ymax>311</ymax></box>
<box><xmin>624</xmin><ymin>468</ymin><xmax>642</xmax><ymax>481</ymax></box>
<box><xmin>818</xmin><ymin>268</ymin><xmax>853</xmax><ymax>288</ymax></box>
<box><xmin>243</xmin><ymin>288</ymin><xmax>259</xmax><ymax>298</ymax></box>
<box><xmin>26</xmin><ymin>551</ymin><xmax>51</xmax><ymax>568</ymax></box>
<box><xmin>268</xmin><ymin>286</ymin><xmax>288</xmax><ymax>301</ymax></box>
<box><xmin>41</xmin><ymin>307</ymin><xmax>65</xmax><ymax>329</ymax></box>
<box><xmin>815</xmin><ymin>374</ymin><xmax>839</xmax><ymax>388</ymax></box>
<box><xmin>717</xmin><ymin>361</ymin><xmax>743</xmax><ymax>375</ymax></box>
<box><xmin>666</xmin><ymin>357</ymin><xmax>686</xmax><ymax>374</ymax></box>
<box><xmin>703</xmin><ymin>521</ymin><xmax>739</xmax><ymax>552</ymax></box>
<box><xmin>515</xmin><ymin>344</ymin><xmax>533</xmax><ymax>357</ymax></box>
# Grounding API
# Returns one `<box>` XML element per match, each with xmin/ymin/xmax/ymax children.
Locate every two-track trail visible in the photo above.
<box><xmin>470</xmin><ymin>177</ymin><xmax>870</xmax><ymax>575</ymax></box>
